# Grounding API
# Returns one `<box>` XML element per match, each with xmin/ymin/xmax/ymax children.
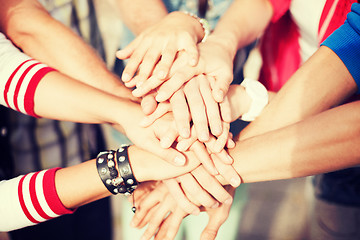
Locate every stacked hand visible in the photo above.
<box><xmin>116</xmin><ymin>10</ymin><xmax>244</xmax><ymax>240</ymax></box>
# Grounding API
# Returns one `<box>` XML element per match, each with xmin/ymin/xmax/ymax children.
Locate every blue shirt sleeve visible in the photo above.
<box><xmin>321</xmin><ymin>3</ymin><xmax>360</xmax><ymax>94</ymax></box>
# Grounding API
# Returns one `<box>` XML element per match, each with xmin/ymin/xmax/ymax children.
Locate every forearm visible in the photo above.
<box><xmin>239</xmin><ymin>46</ymin><xmax>357</xmax><ymax>140</ymax></box>
<box><xmin>115</xmin><ymin>0</ymin><xmax>168</xmax><ymax>35</ymax></box>
<box><xmin>230</xmin><ymin>101</ymin><xmax>360</xmax><ymax>183</ymax></box>
<box><xmin>1</xmin><ymin>0</ymin><xmax>133</xmax><ymax>99</ymax></box>
<box><xmin>209</xmin><ymin>0</ymin><xmax>273</xmax><ymax>60</ymax></box>
<box><xmin>33</xmin><ymin>71</ymin><xmax>139</xmax><ymax>127</ymax></box>
<box><xmin>56</xmin><ymin>145</ymin><xmax>200</xmax><ymax>209</ymax></box>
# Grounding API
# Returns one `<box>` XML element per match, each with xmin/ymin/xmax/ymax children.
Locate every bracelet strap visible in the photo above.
<box><xmin>116</xmin><ymin>145</ymin><xmax>138</xmax><ymax>195</ymax></box>
<box><xmin>181</xmin><ymin>11</ymin><xmax>210</xmax><ymax>43</ymax></box>
<box><xmin>96</xmin><ymin>150</ymin><xmax>123</xmax><ymax>195</ymax></box>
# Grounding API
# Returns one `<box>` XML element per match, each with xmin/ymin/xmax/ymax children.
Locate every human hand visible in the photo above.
<box><xmin>164</xmin><ymin>165</ymin><xmax>233</xmax><ymax>211</ymax></box>
<box><xmin>117</xmin><ymin>11</ymin><xmax>203</xmax><ymax>87</ymax></box>
<box><xmin>133</xmin><ymin>183</ymin><xmax>235</xmax><ymax>240</ymax></box>
<box><xmin>153</xmin><ymin>36</ymin><xmax>234</xmax><ymax>105</ymax></box>
<box><xmin>112</xmin><ymin>102</ymin><xmax>186</xmax><ymax>166</ymax></box>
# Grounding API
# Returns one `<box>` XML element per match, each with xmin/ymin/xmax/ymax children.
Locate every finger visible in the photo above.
<box><xmin>184</xmin><ymin>77</ymin><xmax>209</xmax><ymax>142</ymax></box>
<box><xmin>131</xmin><ymin>187</ymin><xmax>165</xmax><ymax>228</ymax></box>
<box><xmin>153</xmin><ymin>43</ymin><xmax>178</xmax><ymax>80</ymax></box>
<box><xmin>212</xmin><ymin>122</ymin><xmax>230</xmax><ymax>153</ymax></box>
<box><xmin>178</xmin><ymin>36</ymin><xmax>199</xmax><ymax>66</ymax></box>
<box><xmin>191</xmin><ymin>166</ymin><xmax>232</xmax><ymax>205</ymax></box>
<box><xmin>204</xmin><ymin>136</ymin><xmax>232</xmax><ymax>164</ymax></box>
<box><xmin>226</xmin><ymin>132</ymin><xmax>235</xmax><ymax>149</ymax></box>
<box><xmin>141</xmin><ymin>194</ymin><xmax>175</xmax><ymax>240</ymax></box>
<box><xmin>121</xmin><ymin>40</ymin><xmax>151</xmax><ymax>83</ymax></box>
<box><xmin>163</xmin><ymin>179</ymin><xmax>200</xmax><ymax>215</ymax></box>
<box><xmin>155</xmin><ymin>208</ymin><xmax>187</xmax><ymax>240</ymax></box>
<box><xmin>136</xmin><ymin>46</ymin><xmax>162</xmax><ymax>81</ymax></box>
<box><xmin>132</xmin><ymin>75</ymin><xmax>165</xmax><ymax>97</ymax></box>
<box><xmin>199</xmin><ymin>75</ymin><xmax>222</xmax><ymax>136</ymax></box>
<box><xmin>212</xmin><ymin>153</ymin><xmax>241</xmax><ymax>188</ymax></box>
<box><xmin>137</xmin><ymin>203</ymin><xmax>160</xmax><ymax>229</ymax></box>
<box><xmin>177</xmin><ymin>173</ymin><xmax>218</xmax><ymax>209</ymax></box>
<box><xmin>116</xmin><ymin>35</ymin><xmax>142</xmax><ymax>61</ymax></box>
<box><xmin>140</xmin><ymin>101</ymin><xmax>171</xmax><ymax>127</ymax></box>
<box><xmin>155</xmin><ymin>67</ymin><xmax>198</xmax><ymax>102</ymax></box>
<box><xmin>200</xmin><ymin>214</ymin><xmax>225</xmax><ymax>240</ymax></box>
<box><xmin>189</xmin><ymin>140</ymin><xmax>217</xmax><ymax>176</ymax></box>
<box><xmin>141</xmin><ymin>92</ymin><xmax>158</xmax><ymax>116</ymax></box>
<box><xmin>176</xmin><ymin>126</ymin><xmax>197</xmax><ymax>152</ymax></box>
<box><xmin>131</xmin><ymin>201</ymin><xmax>160</xmax><ymax>228</ymax></box>
<box><xmin>159</xmin><ymin>126</ymin><xmax>179</xmax><ymax>149</ymax></box>
<box><xmin>219</xmin><ymin>95</ymin><xmax>232</xmax><ymax>123</ymax></box>
<box><xmin>142</xmin><ymin>137</ymin><xmax>186</xmax><ymax>166</ymax></box>
<box><xmin>211</xmin><ymin>71</ymin><xmax>233</xmax><ymax>103</ymax></box>
<box><xmin>169</xmin><ymin>90</ymin><xmax>191</xmax><ymax>139</ymax></box>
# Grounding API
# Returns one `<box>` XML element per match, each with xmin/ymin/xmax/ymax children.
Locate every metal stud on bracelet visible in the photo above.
<box><xmin>96</xmin><ymin>150</ymin><xmax>121</xmax><ymax>195</ymax></box>
<box><xmin>116</xmin><ymin>144</ymin><xmax>138</xmax><ymax>212</ymax></box>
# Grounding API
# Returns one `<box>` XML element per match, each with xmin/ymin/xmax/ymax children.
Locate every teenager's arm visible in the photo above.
<box><xmin>0</xmin><ymin>0</ymin><xmax>134</xmax><ymax>100</ymax></box>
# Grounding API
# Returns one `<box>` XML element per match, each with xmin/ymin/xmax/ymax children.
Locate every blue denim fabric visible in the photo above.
<box><xmin>313</xmin><ymin>167</ymin><xmax>360</xmax><ymax>206</ymax></box>
<box><xmin>118</xmin><ymin>0</ymin><xmax>234</xmax><ymax>49</ymax></box>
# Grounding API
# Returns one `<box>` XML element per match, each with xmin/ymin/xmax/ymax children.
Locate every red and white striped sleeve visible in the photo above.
<box><xmin>0</xmin><ymin>33</ymin><xmax>56</xmax><ymax>117</ymax></box>
<box><xmin>0</xmin><ymin>168</ymin><xmax>75</xmax><ymax>231</ymax></box>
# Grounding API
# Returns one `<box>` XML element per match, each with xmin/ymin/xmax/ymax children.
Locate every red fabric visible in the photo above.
<box><xmin>43</xmin><ymin>168</ymin><xmax>75</xmax><ymax>216</ymax></box>
<box><xmin>268</xmin><ymin>0</ymin><xmax>292</xmax><ymax>22</ymax></box>
<box><xmin>259</xmin><ymin>0</ymin><xmax>355</xmax><ymax>92</ymax></box>
<box><xmin>29</xmin><ymin>171</ymin><xmax>52</xmax><ymax>220</ymax></box>
<box><xmin>24</xmin><ymin>67</ymin><xmax>56</xmax><ymax>117</ymax></box>
<box><xmin>13</xmin><ymin>62</ymin><xmax>40</xmax><ymax>113</ymax></box>
<box><xmin>4</xmin><ymin>59</ymin><xmax>32</xmax><ymax>108</ymax></box>
<box><xmin>259</xmin><ymin>11</ymin><xmax>300</xmax><ymax>91</ymax></box>
<box><xmin>319</xmin><ymin>0</ymin><xmax>357</xmax><ymax>43</ymax></box>
<box><xmin>18</xmin><ymin>174</ymin><xmax>40</xmax><ymax>224</ymax></box>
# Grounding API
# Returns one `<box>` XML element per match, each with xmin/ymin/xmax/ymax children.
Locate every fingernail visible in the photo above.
<box><xmin>199</xmin><ymin>132</ymin><xmax>209</xmax><ymax>142</ymax></box>
<box><xmin>189</xmin><ymin>58</ymin><xmax>197</xmax><ymax>66</ymax></box>
<box><xmin>227</xmin><ymin>154</ymin><xmax>233</xmax><ymax>164</ymax></box>
<box><xmin>214</xmin><ymin>89</ymin><xmax>224</xmax><ymax>102</ymax></box>
<box><xmin>155</xmin><ymin>91</ymin><xmax>167</xmax><ymax>102</ymax></box>
<box><xmin>227</xmin><ymin>139</ymin><xmax>235</xmax><ymax>148</ymax></box>
<box><xmin>160</xmin><ymin>137</ymin><xmax>172</xmax><ymax>148</ymax></box>
<box><xmin>211</xmin><ymin>202</ymin><xmax>219</xmax><ymax>209</ymax></box>
<box><xmin>176</xmin><ymin>142</ymin><xmax>187</xmax><ymax>152</ymax></box>
<box><xmin>230</xmin><ymin>176</ymin><xmax>241</xmax><ymax>187</ymax></box>
<box><xmin>122</xmin><ymin>73</ymin><xmax>131</xmax><ymax>82</ymax></box>
<box><xmin>174</xmin><ymin>156</ymin><xmax>186</xmax><ymax>166</ymax></box>
<box><xmin>132</xmin><ymin>88</ymin><xmax>141</xmax><ymax>97</ymax></box>
<box><xmin>180</xmin><ymin>128</ymin><xmax>190</xmax><ymax>139</ymax></box>
<box><xmin>158</xmin><ymin>70</ymin><xmax>166</xmax><ymax>79</ymax></box>
<box><xmin>214</xmin><ymin>124</ymin><xmax>222</xmax><ymax>136</ymax></box>
<box><xmin>224</xmin><ymin>198</ymin><xmax>233</xmax><ymax>205</ymax></box>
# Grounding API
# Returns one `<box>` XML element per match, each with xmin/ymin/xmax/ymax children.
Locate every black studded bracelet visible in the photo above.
<box><xmin>116</xmin><ymin>144</ymin><xmax>138</xmax><ymax>196</ymax></box>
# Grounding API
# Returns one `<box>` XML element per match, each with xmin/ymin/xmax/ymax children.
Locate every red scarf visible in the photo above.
<box><xmin>258</xmin><ymin>0</ymin><xmax>357</xmax><ymax>92</ymax></box>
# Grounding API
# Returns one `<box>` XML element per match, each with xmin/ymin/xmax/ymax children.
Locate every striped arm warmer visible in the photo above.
<box><xmin>0</xmin><ymin>33</ymin><xmax>56</xmax><ymax>117</ymax></box>
<box><xmin>0</xmin><ymin>168</ymin><xmax>75</xmax><ymax>231</ymax></box>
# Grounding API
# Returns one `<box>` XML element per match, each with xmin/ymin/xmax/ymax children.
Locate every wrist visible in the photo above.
<box><xmin>228</xmin><ymin>84</ymin><xmax>252</xmax><ymax>122</ymax></box>
<box><xmin>206</xmin><ymin>35</ymin><xmax>237</xmax><ymax>61</ymax></box>
<box><xmin>128</xmin><ymin>146</ymin><xmax>200</xmax><ymax>182</ymax></box>
<box><xmin>177</xmin><ymin>11</ymin><xmax>210</xmax><ymax>43</ymax></box>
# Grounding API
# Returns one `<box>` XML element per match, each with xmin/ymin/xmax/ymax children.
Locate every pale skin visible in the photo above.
<box><xmin>115</xmin><ymin>0</ymin><xmax>236</xmax><ymax>145</ymax></box>
<box><xmin>132</xmin><ymin>46</ymin><xmax>360</xmax><ymax>240</ymax></box>
<box><xmin>0</xmin><ymin>0</ymin><xmax>134</xmax><ymax>100</ymax></box>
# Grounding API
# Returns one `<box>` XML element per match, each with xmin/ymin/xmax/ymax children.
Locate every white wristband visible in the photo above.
<box><xmin>181</xmin><ymin>11</ymin><xmax>210</xmax><ymax>43</ymax></box>
<box><xmin>240</xmin><ymin>78</ymin><xmax>269</xmax><ymax>121</ymax></box>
